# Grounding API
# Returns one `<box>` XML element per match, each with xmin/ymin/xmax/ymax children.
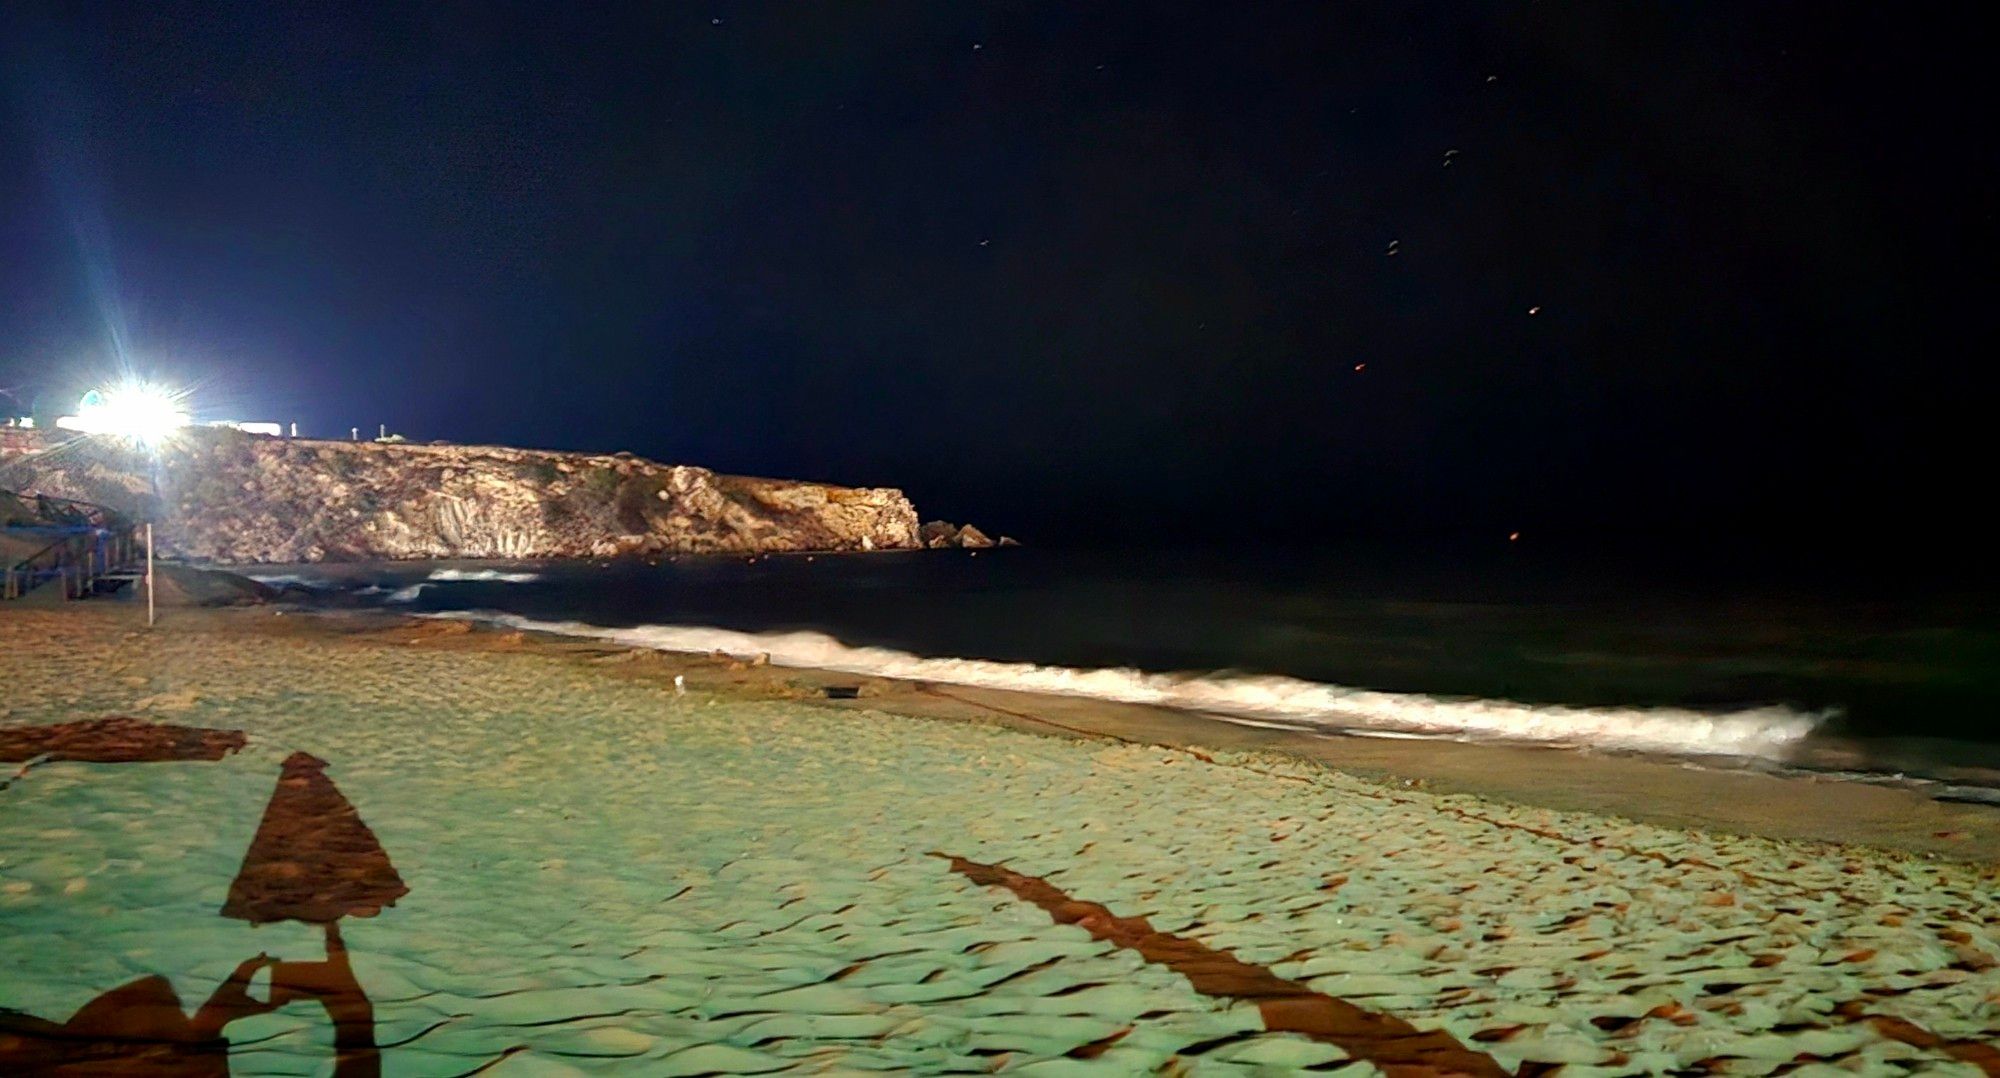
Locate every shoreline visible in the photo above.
<box><xmin>229</xmin><ymin>554</ymin><xmax>2000</xmax><ymax>797</ymax></box>
<box><xmin>40</xmin><ymin>600</ymin><xmax>1999</xmax><ymax>864</ymax></box>
<box><xmin>5</xmin><ymin>600</ymin><xmax>1998</xmax><ymax>1073</ymax></box>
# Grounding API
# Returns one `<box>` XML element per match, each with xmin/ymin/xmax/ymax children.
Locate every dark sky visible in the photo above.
<box><xmin>2</xmin><ymin>3</ymin><xmax>1991</xmax><ymax>558</ymax></box>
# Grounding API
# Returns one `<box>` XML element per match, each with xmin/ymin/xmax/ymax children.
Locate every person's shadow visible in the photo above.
<box><xmin>0</xmin><ymin>742</ymin><xmax>403</xmax><ymax>1077</ymax></box>
<box><xmin>0</xmin><ymin>943</ymin><xmax>374</xmax><ymax>1077</ymax></box>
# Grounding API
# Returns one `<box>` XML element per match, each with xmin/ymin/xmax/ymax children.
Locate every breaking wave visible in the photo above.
<box><xmin>426</xmin><ymin>568</ymin><xmax>543</xmax><ymax>583</ymax></box>
<box><xmin>241</xmin><ymin>572</ymin><xmax>318</xmax><ymax>587</ymax></box>
<box><xmin>379</xmin><ymin>567</ymin><xmax>543</xmax><ymax>602</ymax></box>
<box><xmin>424</xmin><ymin>612</ymin><xmax>1828</xmax><ymax>760</ymax></box>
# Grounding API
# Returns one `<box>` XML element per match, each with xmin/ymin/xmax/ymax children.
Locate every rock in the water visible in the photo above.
<box><xmin>920</xmin><ymin>521</ymin><xmax>962</xmax><ymax>548</ymax></box>
<box><xmin>919</xmin><ymin>520</ymin><xmax>1002</xmax><ymax>549</ymax></box>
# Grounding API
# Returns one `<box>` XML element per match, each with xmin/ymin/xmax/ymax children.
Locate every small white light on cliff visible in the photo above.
<box><xmin>54</xmin><ymin>381</ymin><xmax>192</xmax><ymax>446</ymax></box>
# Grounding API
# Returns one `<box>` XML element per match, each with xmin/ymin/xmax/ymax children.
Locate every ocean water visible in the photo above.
<box><xmin>253</xmin><ymin>547</ymin><xmax>2000</xmax><ymax>800</ymax></box>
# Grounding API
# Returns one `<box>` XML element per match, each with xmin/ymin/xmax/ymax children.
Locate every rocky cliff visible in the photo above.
<box><xmin>0</xmin><ymin>429</ymin><xmax>924</xmax><ymax>563</ymax></box>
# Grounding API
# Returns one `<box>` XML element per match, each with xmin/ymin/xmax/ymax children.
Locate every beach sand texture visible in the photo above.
<box><xmin>1</xmin><ymin>608</ymin><xmax>1996</xmax><ymax>1075</ymax></box>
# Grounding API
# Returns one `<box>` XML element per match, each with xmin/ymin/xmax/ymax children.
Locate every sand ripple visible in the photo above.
<box><xmin>1</xmin><ymin>611</ymin><xmax>1994</xmax><ymax>1074</ymax></box>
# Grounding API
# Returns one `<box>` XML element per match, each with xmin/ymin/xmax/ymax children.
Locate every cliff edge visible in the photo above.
<box><xmin>0</xmin><ymin>429</ymin><xmax>922</xmax><ymax>563</ymax></box>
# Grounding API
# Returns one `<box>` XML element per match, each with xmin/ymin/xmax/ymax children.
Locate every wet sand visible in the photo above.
<box><xmin>2</xmin><ymin>603</ymin><xmax>1997</xmax><ymax>1074</ymax></box>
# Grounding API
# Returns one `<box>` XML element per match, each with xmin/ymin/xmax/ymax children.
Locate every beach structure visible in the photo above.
<box><xmin>0</xmin><ymin>489</ymin><xmax>147</xmax><ymax>601</ymax></box>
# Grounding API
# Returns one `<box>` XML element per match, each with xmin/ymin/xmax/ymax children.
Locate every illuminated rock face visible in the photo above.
<box><xmin>0</xmin><ymin>428</ymin><xmax>922</xmax><ymax>563</ymax></box>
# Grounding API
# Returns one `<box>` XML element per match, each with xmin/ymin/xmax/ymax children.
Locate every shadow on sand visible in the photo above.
<box><xmin>0</xmin><ymin>738</ymin><xmax>404</xmax><ymax>1077</ymax></box>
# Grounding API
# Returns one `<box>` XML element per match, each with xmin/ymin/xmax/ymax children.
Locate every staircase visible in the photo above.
<box><xmin>1</xmin><ymin>490</ymin><xmax>147</xmax><ymax>601</ymax></box>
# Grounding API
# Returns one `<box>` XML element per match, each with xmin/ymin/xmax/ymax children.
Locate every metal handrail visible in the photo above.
<box><xmin>3</xmin><ymin>524</ymin><xmax>142</xmax><ymax>600</ymax></box>
<box><xmin>2</xmin><ymin>485</ymin><xmax>143</xmax><ymax>599</ymax></box>
<box><xmin>3</xmin><ymin>534</ymin><xmax>74</xmax><ymax>600</ymax></box>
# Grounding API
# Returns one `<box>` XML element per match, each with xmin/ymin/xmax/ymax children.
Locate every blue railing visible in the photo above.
<box><xmin>3</xmin><ymin>525</ymin><xmax>143</xmax><ymax>600</ymax></box>
<box><xmin>2</xmin><ymin>488</ymin><xmax>144</xmax><ymax>600</ymax></box>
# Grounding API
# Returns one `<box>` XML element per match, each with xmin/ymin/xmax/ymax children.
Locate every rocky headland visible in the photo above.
<box><xmin>0</xmin><ymin>428</ymin><xmax>983</xmax><ymax>564</ymax></box>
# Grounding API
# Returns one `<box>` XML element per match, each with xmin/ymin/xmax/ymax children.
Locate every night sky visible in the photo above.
<box><xmin>1</xmin><ymin>4</ymin><xmax>1990</xmax><ymax>562</ymax></box>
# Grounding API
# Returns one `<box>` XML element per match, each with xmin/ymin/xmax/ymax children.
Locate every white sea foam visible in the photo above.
<box><xmin>423</xmin><ymin>612</ymin><xmax>1828</xmax><ymax>760</ymax></box>
<box><xmin>380</xmin><ymin>568</ymin><xmax>540</xmax><ymax>602</ymax></box>
<box><xmin>426</xmin><ymin>568</ymin><xmax>543</xmax><ymax>583</ymax></box>
<box><xmin>241</xmin><ymin>572</ymin><xmax>317</xmax><ymax>587</ymax></box>
<box><xmin>246</xmin><ymin>568</ymin><xmax>538</xmax><ymax>590</ymax></box>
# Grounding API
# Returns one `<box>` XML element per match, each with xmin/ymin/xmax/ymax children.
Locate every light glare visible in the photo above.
<box><xmin>54</xmin><ymin>381</ymin><xmax>192</xmax><ymax>445</ymax></box>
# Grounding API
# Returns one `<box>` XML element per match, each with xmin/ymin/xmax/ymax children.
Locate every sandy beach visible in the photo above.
<box><xmin>3</xmin><ymin>603</ymin><xmax>1997</xmax><ymax>1075</ymax></box>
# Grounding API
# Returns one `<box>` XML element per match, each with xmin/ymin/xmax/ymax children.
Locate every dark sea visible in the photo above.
<box><xmin>252</xmin><ymin>546</ymin><xmax>2000</xmax><ymax>804</ymax></box>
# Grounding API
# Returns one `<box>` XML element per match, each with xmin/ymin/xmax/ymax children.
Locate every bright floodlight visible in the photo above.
<box><xmin>54</xmin><ymin>381</ymin><xmax>192</xmax><ymax>444</ymax></box>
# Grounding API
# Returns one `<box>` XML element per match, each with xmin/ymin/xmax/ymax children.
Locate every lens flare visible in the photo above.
<box><xmin>54</xmin><ymin>380</ymin><xmax>192</xmax><ymax>445</ymax></box>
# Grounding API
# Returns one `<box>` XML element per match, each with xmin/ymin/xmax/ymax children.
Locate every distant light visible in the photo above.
<box><xmin>1508</xmin><ymin>531</ymin><xmax>1522</xmax><ymax>542</ymax></box>
<box><xmin>1527</xmin><ymin>306</ymin><xmax>1541</xmax><ymax>315</ymax></box>
<box><xmin>207</xmin><ymin>420</ymin><xmax>283</xmax><ymax>437</ymax></box>
<box><xmin>54</xmin><ymin>380</ymin><xmax>191</xmax><ymax>445</ymax></box>
<box><xmin>1353</xmin><ymin>363</ymin><xmax>1366</xmax><ymax>372</ymax></box>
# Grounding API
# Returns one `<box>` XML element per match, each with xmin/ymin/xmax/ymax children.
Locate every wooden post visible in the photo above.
<box><xmin>146</xmin><ymin>523</ymin><xmax>155</xmax><ymax>627</ymax></box>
